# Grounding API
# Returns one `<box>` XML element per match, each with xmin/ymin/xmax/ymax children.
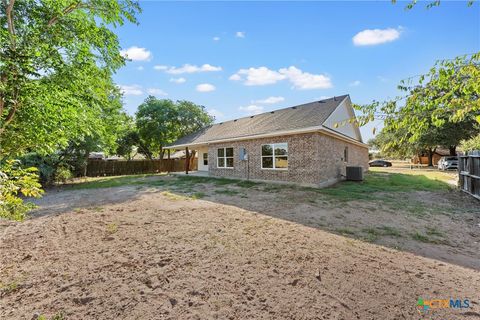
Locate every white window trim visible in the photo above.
<box><xmin>261</xmin><ymin>143</ymin><xmax>288</xmax><ymax>170</ymax></box>
<box><xmin>217</xmin><ymin>147</ymin><xmax>234</xmax><ymax>168</ymax></box>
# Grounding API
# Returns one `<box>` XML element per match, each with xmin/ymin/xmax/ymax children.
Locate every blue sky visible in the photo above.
<box><xmin>113</xmin><ymin>1</ymin><xmax>480</xmax><ymax>141</ymax></box>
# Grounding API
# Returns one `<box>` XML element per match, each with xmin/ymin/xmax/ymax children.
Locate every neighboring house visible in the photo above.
<box><xmin>168</xmin><ymin>95</ymin><xmax>369</xmax><ymax>186</ymax></box>
<box><xmin>411</xmin><ymin>148</ymin><xmax>451</xmax><ymax>166</ymax></box>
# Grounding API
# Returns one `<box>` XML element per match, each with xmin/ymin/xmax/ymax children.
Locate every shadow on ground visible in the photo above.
<box><xmin>25</xmin><ymin>172</ymin><xmax>480</xmax><ymax>270</ymax></box>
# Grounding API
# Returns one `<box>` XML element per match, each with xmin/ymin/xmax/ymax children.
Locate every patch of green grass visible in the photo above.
<box><xmin>70</xmin><ymin>174</ymin><xmax>167</xmax><ymax>190</ymax></box>
<box><xmin>176</xmin><ymin>175</ymin><xmax>235</xmax><ymax>186</ymax></box>
<box><xmin>361</xmin><ymin>228</ymin><xmax>380</xmax><ymax>242</ymax></box>
<box><xmin>214</xmin><ymin>189</ymin><xmax>241</xmax><ymax>196</ymax></box>
<box><xmin>0</xmin><ymin>281</ymin><xmax>19</xmax><ymax>294</ymax></box>
<box><xmin>319</xmin><ymin>171</ymin><xmax>450</xmax><ymax>201</ymax></box>
<box><xmin>425</xmin><ymin>227</ymin><xmax>444</xmax><ymax>237</ymax></box>
<box><xmin>38</xmin><ymin>312</ymin><xmax>65</xmax><ymax>320</ymax></box>
<box><xmin>106</xmin><ymin>223</ymin><xmax>118</xmax><ymax>234</ymax></box>
<box><xmin>411</xmin><ymin>232</ymin><xmax>431</xmax><ymax>243</ymax></box>
<box><xmin>314</xmin><ymin>171</ymin><xmax>452</xmax><ymax>215</ymax></box>
<box><xmin>160</xmin><ymin>191</ymin><xmax>189</xmax><ymax>201</ymax></box>
<box><xmin>335</xmin><ymin>227</ymin><xmax>356</xmax><ymax>235</ymax></box>
<box><xmin>377</xmin><ymin>225</ymin><xmax>402</xmax><ymax>237</ymax></box>
<box><xmin>236</xmin><ymin>180</ymin><xmax>262</xmax><ymax>188</ymax></box>
<box><xmin>411</xmin><ymin>231</ymin><xmax>447</xmax><ymax>244</ymax></box>
<box><xmin>360</xmin><ymin>225</ymin><xmax>403</xmax><ymax>242</ymax></box>
<box><xmin>261</xmin><ymin>184</ymin><xmax>286</xmax><ymax>192</ymax></box>
<box><xmin>191</xmin><ymin>192</ymin><xmax>206</xmax><ymax>199</ymax></box>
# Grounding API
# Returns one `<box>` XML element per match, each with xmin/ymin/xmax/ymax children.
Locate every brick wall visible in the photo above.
<box><xmin>208</xmin><ymin>132</ymin><xmax>369</xmax><ymax>185</ymax></box>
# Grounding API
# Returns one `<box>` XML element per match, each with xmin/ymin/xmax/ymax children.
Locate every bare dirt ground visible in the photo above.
<box><xmin>1</xmin><ymin>171</ymin><xmax>479</xmax><ymax>319</ymax></box>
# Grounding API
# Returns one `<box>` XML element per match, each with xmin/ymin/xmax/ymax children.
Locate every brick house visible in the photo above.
<box><xmin>168</xmin><ymin>95</ymin><xmax>369</xmax><ymax>186</ymax></box>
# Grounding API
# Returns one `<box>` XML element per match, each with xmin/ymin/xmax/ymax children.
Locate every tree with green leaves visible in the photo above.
<box><xmin>116</xmin><ymin>124</ymin><xmax>152</xmax><ymax>160</ymax></box>
<box><xmin>135</xmin><ymin>97</ymin><xmax>214</xmax><ymax>159</ymax></box>
<box><xmin>356</xmin><ymin>53</ymin><xmax>480</xmax><ymax>163</ymax></box>
<box><xmin>392</xmin><ymin>0</ymin><xmax>476</xmax><ymax>10</ymax></box>
<box><xmin>0</xmin><ymin>159</ymin><xmax>43</xmax><ymax>221</ymax></box>
<box><xmin>0</xmin><ymin>0</ymin><xmax>140</xmax><ymax>156</ymax></box>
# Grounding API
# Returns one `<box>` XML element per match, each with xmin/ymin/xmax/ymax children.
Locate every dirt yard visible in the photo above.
<box><xmin>1</xmin><ymin>169</ymin><xmax>479</xmax><ymax>319</ymax></box>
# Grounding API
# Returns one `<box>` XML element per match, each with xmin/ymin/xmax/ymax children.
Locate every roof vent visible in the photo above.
<box><xmin>219</xmin><ymin>122</ymin><xmax>223</xmax><ymax>125</ymax></box>
<box><xmin>333</xmin><ymin>96</ymin><xmax>337</xmax><ymax>101</ymax></box>
<box><xmin>291</xmin><ymin>106</ymin><xmax>297</xmax><ymax>109</ymax></box>
<box><xmin>250</xmin><ymin>116</ymin><xmax>254</xmax><ymax>118</ymax></box>
<box><xmin>234</xmin><ymin>119</ymin><xmax>237</xmax><ymax>122</ymax></box>
<box><xmin>270</xmin><ymin>111</ymin><xmax>274</xmax><ymax>114</ymax></box>
<box><xmin>318</xmin><ymin>101</ymin><xmax>325</xmax><ymax>103</ymax></box>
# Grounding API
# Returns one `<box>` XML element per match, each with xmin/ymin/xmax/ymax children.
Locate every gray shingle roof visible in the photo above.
<box><xmin>168</xmin><ymin>95</ymin><xmax>349</xmax><ymax>147</ymax></box>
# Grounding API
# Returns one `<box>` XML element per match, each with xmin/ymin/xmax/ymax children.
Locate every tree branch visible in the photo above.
<box><xmin>5</xmin><ymin>0</ymin><xmax>16</xmax><ymax>47</ymax></box>
<box><xmin>47</xmin><ymin>1</ymin><xmax>82</xmax><ymax>27</ymax></box>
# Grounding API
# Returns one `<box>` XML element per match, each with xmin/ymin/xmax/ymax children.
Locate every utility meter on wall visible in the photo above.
<box><xmin>239</xmin><ymin>147</ymin><xmax>248</xmax><ymax>161</ymax></box>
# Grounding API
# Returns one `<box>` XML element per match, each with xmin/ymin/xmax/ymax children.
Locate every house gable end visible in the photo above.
<box><xmin>322</xmin><ymin>96</ymin><xmax>363</xmax><ymax>142</ymax></box>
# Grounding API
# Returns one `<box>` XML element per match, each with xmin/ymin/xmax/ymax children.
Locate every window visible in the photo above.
<box><xmin>203</xmin><ymin>153</ymin><xmax>208</xmax><ymax>166</ymax></box>
<box><xmin>261</xmin><ymin>143</ymin><xmax>288</xmax><ymax>169</ymax></box>
<box><xmin>217</xmin><ymin>147</ymin><xmax>234</xmax><ymax>168</ymax></box>
<box><xmin>344</xmin><ymin>147</ymin><xmax>349</xmax><ymax>162</ymax></box>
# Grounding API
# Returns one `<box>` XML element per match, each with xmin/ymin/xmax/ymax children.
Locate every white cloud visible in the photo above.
<box><xmin>136</xmin><ymin>66</ymin><xmax>144</xmax><ymax>71</ymax></box>
<box><xmin>118</xmin><ymin>84</ymin><xmax>143</xmax><ymax>96</ymax></box>
<box><xmin>377</xmin><ymin>75</ymin><xmax>389</xmax><ymax>83</ymax></box>
<box><xmin>352</xmin><ymin>27</ymin><xmax>401</xmax><ymax>46</ymax></box>
<box><xmin>349</xmin><ymin>80</ymin><xmax>361</xmax><ymax>87</ymax></box>
<box><xmin>120</xmin><ymin>46</ymin><xmax>152</xmax><ymax>61</ymax></box>
<box><xmin>213</xmin><ymin>36</ymin><xmax>220</xmax><ymax>41</ymax></box>
<box><xmin>236</xmin><ymin>31</ymin><xmax>246</xmax><ymax>38</ymax></box>
<box><xmin>147</xmin><ymin>88</ymin><xmax>168</xmax><ymax>96</ymax></box>
<box><xmin>207</xmin><ymin>108</ymin><xmax>224</xmax><ymax>119</ymax></box>
<box><xmin>155</xmin><ymin>64</ymin><xmax>222</xmax><ymax>74</ymax></box>
<box><xmin>230</xmin><ymin>66</ymin><xmax>331</xmax><ymax>89</ymax></box>
<box><xmin>229</xmin><ymin>67</ymin><xmax>286</xmax><ymax>86</ymax></box>
<box><xmin>279</xmin><ymin>66</ymin><xmax>332</xmax><ymax>90</ymax></box>
<box><xmin>253</xmin><ymin>96</ymin><xmax>285</xmax><ymax>104</ymax></box>
<box><xmin>229</xmin><ymin>73</ymin><xmax>242</xmax><ymax>81</ymax></box>
<box><xmin>196</xmin><ymin>83</ymin><xmax>216</xmax><ymax>92</ymax></box>
<box><xmin>239</xmin><ymin>105</ymin><xmax>263</xmax><ymax>115</ymax></box>
<box><xmin>153</xmin><ymin>65</ymin><xmax>168</xmax><ymax>70</ymax></box>
<box><xmin>170</xmin><ymin>77</ymin><xmax>186</xmax><ymax>84</ymax></box>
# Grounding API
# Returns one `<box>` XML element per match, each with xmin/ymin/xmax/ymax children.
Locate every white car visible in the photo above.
<box><xmin>438</xmin><ymin>156</ymin><xmax>458</xmax><ymax>170</ymax></box>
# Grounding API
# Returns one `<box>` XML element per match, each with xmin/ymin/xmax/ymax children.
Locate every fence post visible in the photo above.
<box><xmin>459</xmin><ymin>150</ymin><xmax>480</xmax><ymax>200</ymax></box>
<box><xmin>185</xmin><ymin>147</ymin><xmax>190</xmax><ymax>174</ymax></box>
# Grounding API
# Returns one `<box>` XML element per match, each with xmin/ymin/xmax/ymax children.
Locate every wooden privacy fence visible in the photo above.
<box><xmin>459</xmin><ymin>151</ymin><xmax>480</xmax><ymax>200</ymax></box>
<box><xmin>86</xmin><ymin>159</ymin><xmax>197</xmax><ymax>177</ymax></box>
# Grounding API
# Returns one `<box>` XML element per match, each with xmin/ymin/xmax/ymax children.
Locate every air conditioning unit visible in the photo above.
<box><xmin>346</xmin><ymin>166</ymin><xmax>363</xmax><ymax>181</ymax></box>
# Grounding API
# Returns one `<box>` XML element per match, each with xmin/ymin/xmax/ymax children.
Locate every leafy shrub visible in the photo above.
<box><xmin>0</xmin><ymin>160</ymin><xmax>44</xmax><ymax>221</ymax></box>
<box><xmin>461</xmin><ymin>134</ymin><xmax>480</xmax><ymax>152</ymax></box>
<box><xmin>20</xmin><ymin>153</ymin><xmax>73</xmax><ymax>185</ymax></box>
<box><xmin>54</xmin><ymin>166</ymin><xmax>73</xmax><ymax>184</ymax></box>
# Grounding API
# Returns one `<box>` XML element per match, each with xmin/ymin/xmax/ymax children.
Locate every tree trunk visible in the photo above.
<box><xmin>159</xmin><ymin>146</ymin><xmax>165</xmax><ymax>161</ymax></box>
<box><xmin>83</xmin><ymin>149</ymin><xmax>90</xmax><ymax>177</ymax></box>
<box><xmin>427</xmin><ymin>148</ymin><xmax>435</xmax><ymax>167</ymax></box>
<box><xmin>189</xmin><ymin>150</ymin><xmax>196</xmax><ymax>169</ymax></box>
<box><xmin>449</xmin><ymin>145</ymin><xmax>456</xmax><ymax>156</ymax></box>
